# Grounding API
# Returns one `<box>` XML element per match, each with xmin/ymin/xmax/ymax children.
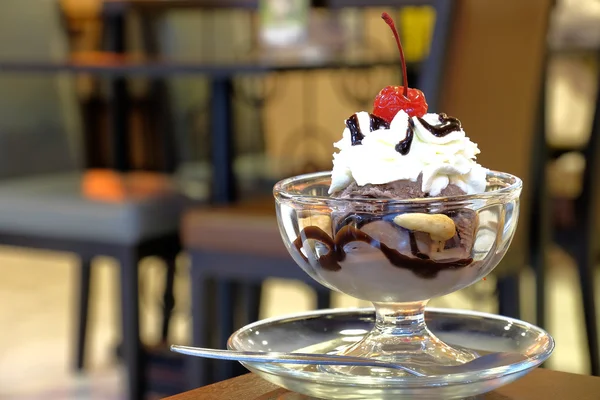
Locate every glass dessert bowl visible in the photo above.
<box><xmin>274</xmin><ymin>170</ymin><xmax>521</xmax><ymax>377</ymax></box>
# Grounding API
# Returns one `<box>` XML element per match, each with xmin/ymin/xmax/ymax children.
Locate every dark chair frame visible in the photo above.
<box><xmin>186</xmin><ymin>250</ymin><xmax>331</xmax><ymax>390</ymax></box>
<box><xmin>0</xmin><ymin>4</ymin><xmax>183</xmax><ymax>400</ymax></box>
<box><xmin>551</xmin><ymin>62</ymin><xmax>600</xmax><ymax>375</ymax></box>
<box><xmin>0</xmin><ymin>231</ymin><xmax>179</xmax><ymax>400</ymax></box>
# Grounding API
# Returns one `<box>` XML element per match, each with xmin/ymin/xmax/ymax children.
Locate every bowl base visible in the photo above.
<box><xmin>322</xmin><ymin>326</ymin><xmax>478</xmax><ymax>377</ymax></box>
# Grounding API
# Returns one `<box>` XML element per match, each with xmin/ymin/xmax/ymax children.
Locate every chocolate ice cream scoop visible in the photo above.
<box><xmin>335</xmin><ymin>175</ymin><xmax>467</xmax><ymax>199</ymax></box>
<box><xmin>327</xmin><ymin>170</ymin><xmax>478</xmax><ymax>266</ymax></box>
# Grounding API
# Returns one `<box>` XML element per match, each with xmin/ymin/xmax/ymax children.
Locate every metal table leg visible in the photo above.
<box><xmin>210</xmin><ymin>77</ymin><xmax>236</xmax><ymax>203</ymax></box>
<box><xmin>105</xmin><ymin>12</ymin><xmax>130</xmax><ymax>172</ymax></box>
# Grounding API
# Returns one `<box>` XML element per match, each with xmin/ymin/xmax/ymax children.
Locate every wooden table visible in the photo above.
<box><xmin>101</xmin><ymin>0</ymin><xmax>427</xmax><ymax>16</ymax></box>
<box><xmin>102</xmin><ymin>0</ymin><xmax>257</xmax><ymax>18</ymax></box>
<box><xmin>0</xmin><ymin>48</ymin><xmax>402</xmax><ymax>203</ymax></box>
<box><xmin>165</xmin><ymin>369</ymin><xmax>600</xmax><ymax>400</ymax></box>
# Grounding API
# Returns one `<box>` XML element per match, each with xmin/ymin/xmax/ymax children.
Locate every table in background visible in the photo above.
<box><xmin>100</xmin><ymin>0</ymin><xmax>420</xmax><ymax>203</ymax></box>
<box><xmin>102</xmin><ymin>0</ymin><xmax>423</xmax><ymax>15</ymax></box>
<box><xmin>165</xmin><ymin>369</ymin><xmax>600</xmax><ymax>400</ymax></box>
<box><xmin>0</xmin><ymin>49</ymin><xmax>404</xmax><ymax>203</ymax></box>
<box><xmin>0</xmin><ymin>8</ymin><xmax>411</xmax><ymax>399</ymax></box>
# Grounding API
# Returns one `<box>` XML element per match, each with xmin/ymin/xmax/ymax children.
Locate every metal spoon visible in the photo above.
<box><xmin>171</xmin><ymin>345</ymin><xmax>529</xmax><ymax>377</ymax></box>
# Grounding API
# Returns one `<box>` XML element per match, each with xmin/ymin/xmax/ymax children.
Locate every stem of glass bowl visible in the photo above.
<box><xmin>322</xmin><ymin>300</ymin><xmax>478</xmax><ymax>377</ymax></box>
<box><xmin>368</xmin><ymin>300</ymin><xmax>477</xmax><ymax>362</ymax></box>
<box><xmin>373</xmin><ymin>300</ymin><xmax>429</xmax><ymax>337</ymax></box>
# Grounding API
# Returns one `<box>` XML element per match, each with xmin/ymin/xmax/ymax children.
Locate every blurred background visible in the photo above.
<box><xmin>0</xmin><ymin>0</ymin><xmax>598</xmax><ymax>398</ymax></box>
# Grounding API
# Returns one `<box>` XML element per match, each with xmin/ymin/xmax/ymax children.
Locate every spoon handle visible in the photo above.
<box><xmin>170</xmin><ymin>345</ymin><xmax>425</xmax><ymax>377</ymax></box>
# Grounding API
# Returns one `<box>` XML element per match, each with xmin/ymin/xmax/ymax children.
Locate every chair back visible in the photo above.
<box><xmin>0</xmin><ymin>0</ymin><xmax>83</xmax><ymax>179</ymax></box>
<box><xmin>434</xmin><ymin>0</ymin><xmax>552</xmax><ymax>271</ymax></box>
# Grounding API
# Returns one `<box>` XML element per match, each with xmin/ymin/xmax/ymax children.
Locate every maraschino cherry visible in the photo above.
<box><xmin>373</xmin><ymin>13</ymin><xmax>428</xmax><ymax>121</ymax></box>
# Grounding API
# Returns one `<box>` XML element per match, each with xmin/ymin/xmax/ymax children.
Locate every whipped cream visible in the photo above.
<box><xmin>329</xmin><ymin>110</ymin><xmax>487</xmax><ymax>196</ymax></box>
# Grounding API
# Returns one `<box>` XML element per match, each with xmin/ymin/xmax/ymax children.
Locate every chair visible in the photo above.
<box><xmin>428</xmin><ymin>0</ymin><xmax>596</xmax><ymax>368</ymax></box>
<box><xmin>429</xmin><ymin>0</ymin><xmax>552</xmax><ymax>318</ymax></box>
<box><xmin>0</xmin><ymin>2</ymin><xmax>185</xmax><ymax>399</ymax></box>
<box><xmin>582</xmin><ymin>72</ymin><xmax>600</xmax><ymax>375</ymax></box>
<box><xmin>331</xmin><ymin>0</ymin><xmax>551</xmax><ymax>320</ymax></box>
<box><xmin>182</xmin><ymin>198</ymin><xmax>332</xmax><ymax>389</ymax></box>
<box><xmin>450</xmin><ymin>1</ymin><xmax>600</xmax><ymax>375</ymax></box>
<box><xmin>550</xmin><ymin>68</ymin><xmax>600</xmax><ymax>375</ymax></box>
<box><xmin>328</xmin><ymin>0</ymin><xmax>554</xmax><ymax>351</ymax></box>
<box><xmin>129</xmin><ymin>6</ymin><xmax>332</xmax><ymax>390</ymax></box>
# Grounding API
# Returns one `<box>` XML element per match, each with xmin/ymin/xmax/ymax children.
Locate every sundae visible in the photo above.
<box><xmin>274</xmin><ymin>12</ymin><xmax>522</xmax><ymax>375</ymax></box>
<box><xmin>288</xmin><ymin>13</ymin><xmax>490</xmax><ymax>303</ymax></box>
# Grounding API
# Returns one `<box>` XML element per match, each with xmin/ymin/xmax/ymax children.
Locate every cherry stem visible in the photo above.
<box><xmin>382</xmin><ymin>12</ymin><xmax>408</xmax><ymax>98</ymax></box>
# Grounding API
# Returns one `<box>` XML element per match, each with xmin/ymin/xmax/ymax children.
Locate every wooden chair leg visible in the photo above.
<box><xmin>75</xmin><ymin>257</ymin><xmax>92</xmax><ymax>371</ymax></box>
<box><xmin>188</xmin><ymin>253</ymin><xmax>210</xmax><ymax>390</ymax></box>
<box><xmin>575</xmin><ymin>240</ymin><xmax>599</xmax><ymax>376</ymax></box>
<box><xmin>118</xmin><ymin>249</ymin><xmax>144</xmax><ymax>400</ymax></box>
<box><xmin>575</xmin><ymin>71</ymin><xmax>600</xmax><ymax>376</ymax></box>
<box><xmin>214</xmin><ymin>280</ymin><xmax>235</xmax><ymax>382</ymax></box>
<box><xmin>241</xmin><ymin>283</ymin><xmax>262</xmax><ymax>325</ymax></box>
<box><xmin>497</xmin><ymin>274</ymin><xmax>521</xmax><ymax>319</ymax></box>
<box><xmin>231</xmin><ymin>283</ymin><xmax>262</xmax><ymax>377</ymax></box>
<box><xmin>161</xmin><ymin>257</ymin><xmax>176</xmax><ymax>343</ymax></box>
<box><xmin>316</xmin><ymin>289</ymin><xmax>332</xmax><ymax>310</ymax></box>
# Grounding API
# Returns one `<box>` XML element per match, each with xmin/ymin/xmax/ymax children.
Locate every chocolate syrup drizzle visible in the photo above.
<box><xmin>370</xmin><ymin>114</ymin><xmax>390</xmax><ymax>132</ymax></box>
<box><xmin>418</xmin><ymin>113</ymin><xmax>462</xmax><ymax>137</ymax></box>
<box><xmin>346</xmin><ymin>113</ymin><xmax>390</xmax><ymax>146</ymax></box>
<box><xmin>395</xmin><ymin>118</ymin><xmax>416</xmax><ymax>155</ymax></box>
<box><xmin>396</xmin><ymin>113</ymin><xmax>461</xmax><ymax>155</ymax></box>
<box><xmin>346</xmin><ymin>114</ymin><xmax>363</xmax><ymax>145</ymax></box>
<box><xmin>292</xmin><ymin>221</ymin><xmax>472</xmax><ymax>280</ymax></box>
<box><xmin>346</xmin><ymin>112</ymin><xmax>462</xmax><ymax>156</ymax></box>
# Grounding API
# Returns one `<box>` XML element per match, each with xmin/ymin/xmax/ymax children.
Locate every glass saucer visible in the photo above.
<box><xmin>228</xmin><ymin>308</ymin><xmax>554</xmax><ymax>400</ymax></box>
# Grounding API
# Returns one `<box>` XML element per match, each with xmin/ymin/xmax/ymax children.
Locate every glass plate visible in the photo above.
<box><xmin>228</xmin><ymin>308</ymin><xmax>554</xmax><ymax>399</ymax></box>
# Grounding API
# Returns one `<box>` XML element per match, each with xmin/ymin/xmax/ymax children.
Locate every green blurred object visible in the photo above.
<box><xmin>259</xmin><ymin>0</ymin><xmax>309</xmax><ymax>46</ymax></box>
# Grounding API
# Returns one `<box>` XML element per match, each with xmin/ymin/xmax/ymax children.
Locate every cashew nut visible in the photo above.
<box><xmin>393</xmin><ymin>213</ymin><xmax>456</xmax><ymax>242</ymax></box>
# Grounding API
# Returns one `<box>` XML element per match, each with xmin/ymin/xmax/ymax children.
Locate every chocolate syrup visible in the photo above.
<box><xmin>346</xmin><ymin>113</ymin><xmax>391</xmax><ymax>146</ymax></box>
<box><xmin>347</xmin><ymin>112</ymin><xmax>461</xmax><ymax>156</ymax></box>
<box><xmin>346</xmin><ymin>114</ymin><xmax>363</xmax><ymax>145</ymax></box>
<box><xmin>370</xmin><ymin>114</ymin><xmax>390</xmax><ymax>131</ymax></box>
<box><xmin>408</xmin><ymin>231</ymin><xmax>430</xmax><ymax>260</ymax></box>
<box><xmin>395</xmin><ymin>113</ymin><xmax>461</xmax><ymax>156</ymax></box>
<box><xmin>334</xmin><ymin>213</ymin><xmax>388</xmax><ymax>231</ymax></box>
<box><xmin>395</xmin><ymin>118</ymin><xmax>416</xmax><ymax>155</ymax></box>
<box><xmin>417</xmin><ymin>113</ymin><xmax>462</xmax><ymax>137</ymax></box>
<box><xmin>292</xmin><ymin>223</ymin><xmax>472</xmax><ymax>280</ymax></box>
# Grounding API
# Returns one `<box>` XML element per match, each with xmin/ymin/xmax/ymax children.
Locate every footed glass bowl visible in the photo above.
<box><xmin>228</xmin><ymin>308</ymin><xmax>554</xmax><ymax>399</ymax></box>
<box><xmin>273</xmin><ymin>171</ymin><xmax>521</xmax><ymax>376</ymax></box>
